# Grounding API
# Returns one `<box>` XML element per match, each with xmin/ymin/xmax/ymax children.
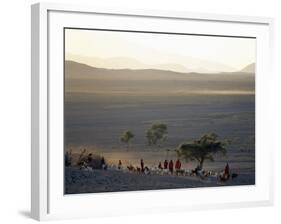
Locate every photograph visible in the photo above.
<box><xmin>64</xmin><ymin>28</ymin><xmax>256</xmax><ymax>194</ymax></box>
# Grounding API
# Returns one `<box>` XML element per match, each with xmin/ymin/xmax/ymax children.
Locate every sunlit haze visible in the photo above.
<box><xmin>65</xmin><ymin>28</ymin><xmax>256</xmax><ymax>73</ymax></box>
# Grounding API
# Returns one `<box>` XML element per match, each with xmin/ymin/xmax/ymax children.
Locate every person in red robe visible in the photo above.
<box><xmin>224</xmin><ymin>163</ymin><xmax>230</xmax><ymax>179</ymax></box>
<box><xmin>169</xmin><ymin>160</ymin><xmax>174</xmax><ymax>174</ymax></box>
<box><xmin>164</xmin><ymin>160</ymin><xmax>168</xmax><ymax>169</ymax></box>
<box><xmin>175</xmin><ymin>159</ymin><xmax>181</xmax><ymax>175</ymax></box>
<box><xmin>158</xmin><ymin>162</ymin><xmax>163</xmax><ymax>170</ymax></box>
<box><xmin>175</xmin><ymin>159</ymin><xmax>181</xmax><ymax>170</ymax></box>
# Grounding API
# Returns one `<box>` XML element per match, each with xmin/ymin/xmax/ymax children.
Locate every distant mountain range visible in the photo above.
<box><xmin>65</xmin><ymin>60</ymin><xmax>255</xmax><ymax>96</ymax></box>
<box><xmin>65</xmin><ymin>54</ymin><xmax>242</xmax><ymax>74</ymax></box>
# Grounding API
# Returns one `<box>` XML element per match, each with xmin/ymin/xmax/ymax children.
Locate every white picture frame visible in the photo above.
<box><xmin>31</xmin><ymin>2</ymin><xmax>274</xmax><ymax>221</ymax></box>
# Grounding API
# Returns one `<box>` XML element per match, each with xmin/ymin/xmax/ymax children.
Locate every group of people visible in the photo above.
<box><xmin>121</xmin><ymin>158</ymin><xmax>183</xmax><ymax>175</ymax></box>
<box><xmin>158</xmin><ymin>159</ymin><xmax>182</xmax><ymax>174</ymax></box>
<box><xmin>191</xmin><ymin>162</ymin><xmax>233</xmax><ymax>181</ymax></box>
<box><xmin>117</xmin><ymin>159</ymin><xmax>181</xmax><ymax>174</ymax></box>
<box><xmin>117</xmin><ymin>158</ymin><xmax>234</xmax><ymax>181</ymax></box>
<box><xmin>75</xmin><ymin>151</ymin><xmax>233</xmax><ymax>181</ymax></box>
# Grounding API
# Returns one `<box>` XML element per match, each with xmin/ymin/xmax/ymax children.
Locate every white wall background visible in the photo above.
<box><xmin>0</xmin><ymin>0</ymin><xmax>280</xmax><ymax>223</ymax></box>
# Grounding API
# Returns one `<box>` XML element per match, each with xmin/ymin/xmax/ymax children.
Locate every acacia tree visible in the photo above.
<box><xmin>146</xmin><ymin>123</ymin><xmax>168</xmax><ymax>146</ymax></box>
<box><xmin>175</xmin><ymin>133</ymin><xmax>228</xmax><ymax>169</ymax></box>
<box><xmin>120</xmin><ymin>130</ymin><xmax>134</xmax><ymax>148</ymax></box>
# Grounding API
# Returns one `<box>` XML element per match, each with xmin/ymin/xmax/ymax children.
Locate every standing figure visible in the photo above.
<box><xmin>175</xmin><ymin>159</ymin><xmax>181</xmax><ymax>174</ymax></box>
<box><xmin>164</xmin><ymin>160</ymin><xmax>168</xmax><ymax>169</ymax></box>
<box><xmin>219</xmin><ymin>163</ymin><xmax>231</xmax><ymax>181</ymax></box>
<box><xmin>223</xmin><ymin>163</ymin><xmax>230</xmax><ymax>180</ymax></box>
<box><xmin>101</xmin><ymin>157</ymin><xmax>107</xmax><ymax>170</ymax></box>
<box><xmin>140</xmin><ymin>159</ymin><xmax>144</xmax><ymax>173</ymax></box>
<box><xmin>118</xmin><ymin>160</ymin><xmax>122</xmax><ymax>170</ymax></box>
<box><xmin>169</xmin><ymin>160</ymin><xmax>174</xmax><ymax>174</ymax></box>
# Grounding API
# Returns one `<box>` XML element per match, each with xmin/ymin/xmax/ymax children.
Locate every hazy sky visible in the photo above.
<box><xmin>65</xmin><ymin>28</ymin><xmax>256</xmax><ymax>73</ymax></box>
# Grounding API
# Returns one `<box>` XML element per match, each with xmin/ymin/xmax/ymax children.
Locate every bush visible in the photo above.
<box><xmin>87</xmin><ymin>154</ymin><xmax>105</xmax><ymax>169</ymax></box>
<box><xmin>74</xmin><ymin>149</ymin><xmax>106</xmax><ymax>169</ymax></box>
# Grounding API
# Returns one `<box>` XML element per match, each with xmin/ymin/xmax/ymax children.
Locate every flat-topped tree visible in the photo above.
<box><xmin>176</xmin><ymin>133</ymin><xmax>228</xmax><ymax>169</ymax></box>
<box><xmin>146</xmin><ymin>122</ymin><xmax>168</xmax><ymax>146</ymax></box>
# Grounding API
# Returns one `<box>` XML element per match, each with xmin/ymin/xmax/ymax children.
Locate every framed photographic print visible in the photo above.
<box><xmin>31</xmin><ymin>2</ymin><xmax>274</xmax><ymax>221</ymax></box>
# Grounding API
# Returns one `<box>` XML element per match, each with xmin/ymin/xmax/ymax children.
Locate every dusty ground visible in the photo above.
<box><xmin>65</xmin><ymin>167</ymin><xmax>255</xmax><ymax>194</ymax></box>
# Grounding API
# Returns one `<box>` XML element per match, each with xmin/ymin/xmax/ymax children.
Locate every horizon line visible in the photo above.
<box><xmin>65</xmin><ymin>59</ymin><xmax>255</xmax><ymax>75</ymax></box>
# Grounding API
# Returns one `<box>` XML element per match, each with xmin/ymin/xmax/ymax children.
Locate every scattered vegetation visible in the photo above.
<box><xmin>120</xmin><ymin>130</ymin><xmax>135</xmax><ymax>148</ymax></box>
<box><xmin>66</xmin><ymin>126</ymin><xmax>231</xmax><ymax>173</ymax></box>
<box><xmin>76</xmin><ymin>148</ymin><xmax>87</xmax><ymax>166</ymax></box>
<box><xmin>146</xmin><ymin>122</ymin><xmax>168</xmax><ymax>146</ymax></box>
<box><xmin>65</xmin><ymin>148</ymin><xmax>106</xmax><ymax>169</ymax></box>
